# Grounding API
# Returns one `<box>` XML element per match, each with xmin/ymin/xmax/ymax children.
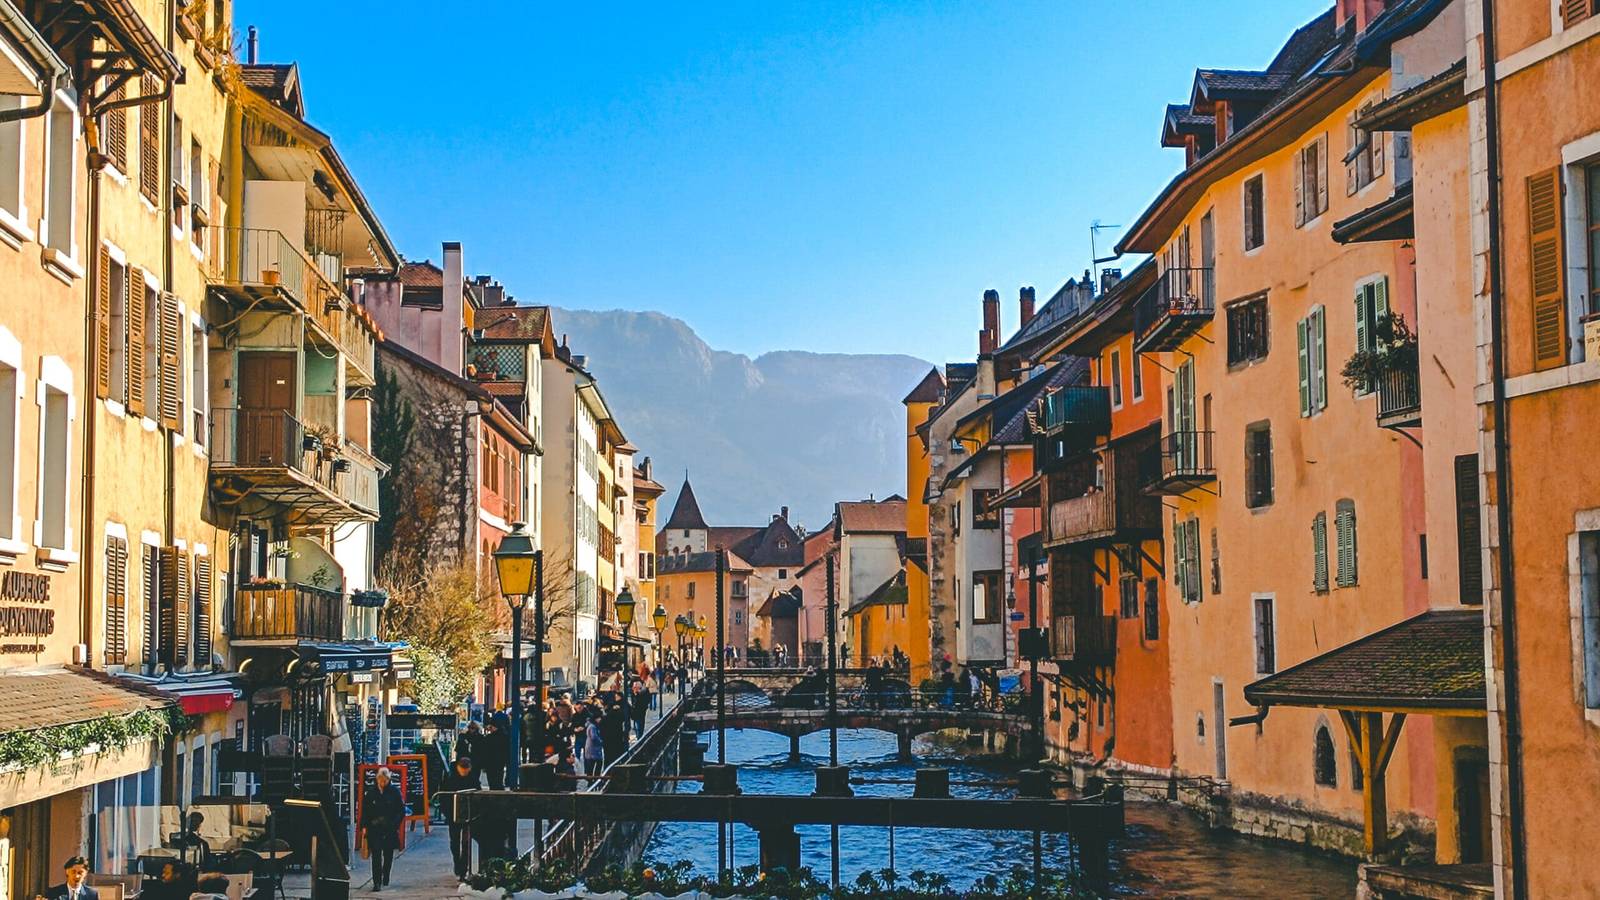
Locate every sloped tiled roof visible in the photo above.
<box><xmin>0</xmin><ymin>667</ymin><xmax>174</xmax><ymax>735</ymax></box>
<box><xmin>657</xmin><ymin>549</ymin><xmax>753</xmax><ymax>575</ymax></box>
<box><xmin>240</xmin><ymin>63</ymin><xmax>302</xmax><ymax>117</ymax></box>
<box><xmin>398</xmin><ymin>261</ymin><xmax>444</xmax><ymax>288</ymax></box>
<box><xmin>730</xmin><ymin>517</ymin><xmax>805</xmax><ymax>568</ymax></box>
<box><xmin>756</xmin><ymin>587</ymin><xmax>803</xmax><ymax>618</ymax></box>
<box><xmin>1243</xmin><ymin>609</ymin><xmax>1485</xmax><ymax>711</ymax></box>
<box><xmin>994</xmin><ymin>360</ymin><xmax>1090</xmax><ymax>445</ymax></box>
<box><xmin>902</xmin><ymin>367</ymin><xmax>945</xmax><ymax>405</ymax></box>
<box><xmin>662</xmin><ymin>480</ymin><xmax>709</xmax><ymax>531</ymax></box>
<box><xmin>478</xmin><ymin>306</ymin><xmax>550</xmax><ymax>341</ymax></box>
<box><xmin>836</xmin><ymin>499</ymin><xmax>907</xmax><ymax>535</ymax></box>
<box><xmin>847</xmin><ymin>568</ymin><xmax>908</xmax><ymax>616</ymax></box>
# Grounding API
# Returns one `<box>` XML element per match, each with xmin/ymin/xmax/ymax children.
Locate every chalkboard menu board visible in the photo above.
<box><xmin>385</xmin><ymin>754</ymin><xmax>431</xmax><ymax>833</ymax></box>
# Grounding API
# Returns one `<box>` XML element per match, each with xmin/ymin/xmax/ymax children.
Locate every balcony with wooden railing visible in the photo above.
<box><xmin>1045</xmin><ymin>440</ymin><xmax>1162</xmax><ymax>547</ymax></box>
<box><xmin>1134</xmin><ymin>267</ymin><xmax>1215</xmax><ymax>352</ymax></box>
<box><xmin>1050</xmin><ymin>613</ymin><xmax>1117</xmax><ymax>665</ymax></box>
<box><xmin>232</xmin><ymin>582</ymin><xmax>346</xmax><ymax>644</ymax></box>
<box><xmin>207</xmin><ymin>407</ymin><xmax>381</xmax><ymax>526</ymax></box>
<box><xmin>203</xmin><ymin>226</ymin><xmax>377</xmax><ymax>383</ymax></box>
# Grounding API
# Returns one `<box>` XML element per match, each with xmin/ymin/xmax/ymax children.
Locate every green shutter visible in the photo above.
<box><xmin>1355</xmin><ymin>287</ymin><xmax>1370</xmax><ymax>356</ymax></box>
<box><xmin>1297</xmin><ymin>317</ymin><xmax>1311</xmax><ymax>417</ymax></box>
<box><xmin>1346</xmin><ymin>504</ymin><xmax>1358</xmax><ymax>585</ymax></box>
<box><xmin>1188</xmin><ymin>521</ymin><xmax>1202</xmax><ymax>602</ymax></box>
<box><xmin>1173</xmin><ymin>517</ymin><xmax>1187</xmax><ymax>598</ymax></box>
<box><xmin>1312</xmin><ymin>307</ymin><xmax>1328</xmax><ymax>411</ymax></box>
<box><xmin>1313</xmin><ymin>513</ymin><xmax>1328</xmax><ymax>593</ymax></box>
<box><xmin>1374</xmin><ymin>277</ymin><xmax>1390</xmax><ymax>327</ymax></box>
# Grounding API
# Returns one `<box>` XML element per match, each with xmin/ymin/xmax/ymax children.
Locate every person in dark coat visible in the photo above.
<box><xmin>362</xmin><ymin>767</ymin><xmax>406</xmax><ymax>890</ymax></box>
<box><xmin>440</xmin><ymin>756</ymin><xmax>480</xmax><ymax>879</ymax></box>
<box><xmin>41</xmin><ymin>856</ymin><xmax>98</xmax><ymax>900</ymax></box>
<box><xmin>602</xmin><ymin>702</ymin><xmax>628</xmax><ymax>764</ymax></box>
<box><xmin>479</xmin><ymin>719</ymin><xmax>510</xmax><ymax>789</ymax></box>
<box><xmin>456</xmin><ymin>721</ymin><xmax>484</xmax><ymax>773</ymax></box>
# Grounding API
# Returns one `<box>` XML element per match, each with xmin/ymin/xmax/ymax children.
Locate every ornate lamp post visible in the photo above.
<box><xmin>615</xmin><ymin>586</ymin><xmax>636</xmax><ymax>722</ymax></box>
<box><xmin>697</xmin><ymin>616</ymin><xmax>708</xmax><ymax>665</ymax></box>
<box><xmin>652</xmin><ymin>603</ymin><xmax>668</xmax><ymax>694</ymax></box>
<box><xmin>492</xmin><ymin>522</ymin><xmax>539</xmax><ymax>791</ymax></box>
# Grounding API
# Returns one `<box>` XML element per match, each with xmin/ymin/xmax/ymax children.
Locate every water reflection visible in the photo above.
<box><xmin>642</xmin><ymin>729</ymin><xmax>1356</xmax><ymax>898</ymax></box>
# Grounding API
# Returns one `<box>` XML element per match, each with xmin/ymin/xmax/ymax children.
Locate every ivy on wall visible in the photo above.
<box><xmin>0</xmin><ymin>706</ymin><xmax>191</xmax><ymax>772</ymax></box>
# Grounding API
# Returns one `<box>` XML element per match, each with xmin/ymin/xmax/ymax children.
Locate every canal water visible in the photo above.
<box><xmin>641</xmin><ymin>728</ymin><xmax>1356</xmax><ymax>898</ymax></box>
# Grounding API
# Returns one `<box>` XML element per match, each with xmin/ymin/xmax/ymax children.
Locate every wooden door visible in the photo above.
<box><xmin>238</xmin><ymin>352</ymin><xmax>296</xmax><ymax>465</ymax></box>
<box><xmin>1456</xmin><ymin>753</ymin><xmax>1491</xmax><ymax>864</ymax></box>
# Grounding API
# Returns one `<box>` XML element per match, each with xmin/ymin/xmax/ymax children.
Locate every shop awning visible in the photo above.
<box><xmin>0</xmin><ymin>668</ymin><xmax>174</xmax><ymax>808</ymax></box>
<box><xmin>118</xmin><ymin>673</ymin><xmax>243</xmax><ymax>716</ymax></box>
<box><xmin>301</xmin><ymin>642</ymin><xmax>394</xmax><ymax>674</ymax></box>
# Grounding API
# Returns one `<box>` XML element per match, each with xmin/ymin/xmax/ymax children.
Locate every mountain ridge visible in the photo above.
<box><xmin>549</xmin><ymin>307</ymin><xmax>932</xmax><ymax>530</ymax></box>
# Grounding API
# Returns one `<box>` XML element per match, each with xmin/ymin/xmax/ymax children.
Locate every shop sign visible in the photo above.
<box><xmin>0</xmin><ymin>571</ymin><xmax>54</xmax><ymax>654</ymax></box>
<box><xmin>349</xmin><ymin>672</ymin><xmax>374</xmax><ymax>683</ymax></box>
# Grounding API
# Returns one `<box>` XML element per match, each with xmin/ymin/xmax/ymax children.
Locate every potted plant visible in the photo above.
<box><xmin>1341</xmin><ymin>312</ymin><xmax>1418</xmax><ymax>394</ymax></box>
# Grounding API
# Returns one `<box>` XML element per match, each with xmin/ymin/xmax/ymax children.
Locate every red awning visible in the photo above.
<box><xmin>177</xmin><ymin>688</ymin><xmax>235</xmax><ymax>715</ymax></box>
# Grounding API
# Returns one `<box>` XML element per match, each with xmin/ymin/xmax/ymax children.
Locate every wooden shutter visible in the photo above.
<box><xmin>1187</xmin><ymin>520</ymin><xmax>1202</xmax><ymax>602</ymax></box>
<box><xmin>1243</xmin><ymin>178</ymin><xmax>1257</xmax><ymax>250</ymax></box>
<box><xmin>139</xmin><ymin>76</ymin><xmax>161</xmax><ymax>204</ymax></box>
<box><xmin>1312</xmin><ymin>513</ymin><xmax>1328</xmax><ymax>593</ymax></box>
<box><xmin>158</xmin><ymin>291</ymin><xmax>183</xmax><ymax>430</ymax></box>
<box><xmin>1455</xmin><ymin>454</ymin><xmax>1484</xmax><ymax>605</ymax></box>
<box><xmin>96</xmin><ymin>247</ymin><xmax>113</xmax><ymax>399</ymax></box>
<box><xmin>194</xmin><ymin>555</ymin><xmax>213</xmax><ymax>664</ymax></box>
<box><xmin>1294</xmin><ymin>146</ymin><xmax>1306</xmax><ymax>227</ymax></box>
<box><xmin>1346</xmin><ymin>113</ymin><xmax>1360</xmax><ymax>196</ymax></box>
<box><xmin>1370</xmin><ymin>104</ymin><xmax>1385</xmax><ymax>179</ymax></box>
<box><xmin>144</xmin><ymin>544</ymin><xmax>161</xmax><ymax>666</ymax></box>
<box><xmin>127</xmin><ymin>272</ymin><xmax>147</xmax><ymax>416</ymax></box>
<box><xmin>1528</xmin><ymin>167</ymin><xmax>1568</xmax><ymax>370</ymax></box>
<box><xmin>1316</xmin><ymin>134</ymin><xmax>1330</xmax><ymax>215</ymax></box>
<box><xmin>1143</xmin><ymin>578</ymin><xmax>1159</xmax><ymax>641</ymax></box>
<box><xmin>1209</xmin><ymin>526</ymin><xmax>1221</xmax><ymax>595</ymax></box>
<box><xmin>1297</xmin><ymin>317</ymin><xmax>1311</xmax><ymax>416</ymax></box>
<box><xmin>159</xmin><ymin>546</ymin><xmax>178</xmax><ymax>667</ymax></box>
<box><xmin>105</xmin><ymin>84</ymin><xmax>128</xmax><ymax>172</ymax></box>
<box><xmin>1564</xmin><ymin>0</ymin><xmax>1595</xmax><ymax>27</ymax></box>
<box><xmin>105</xmin><ymin>537</ymin><xmax>128</xmax><ymax>666</ymax></box>
<box><xmin>1172</xmin><ymin>517</ymin><xmax>1188</xmax><ymax>600</ymax></box>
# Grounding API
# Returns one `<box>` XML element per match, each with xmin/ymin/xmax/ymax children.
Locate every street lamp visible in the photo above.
<box><xmin>615</xmin><ymin>586</ymin><xmax>636</xmax><ymax>732</ymax></box>
<box><xmin>652</xmin><ymin>604</ymin><xmax>668</xmax><ymax>694</ymax></box>
<box><xmin>493</xmin><ymin>522</ymin><xmax>539</xmax><ymax>790</ymax></box>
<box><xmin>697</xmin><ymin>615</ymin><xmax>708</xmax><ymax>665</ymax></box>
<box><xmin>675</xmin><ymin>614</ymin><xmax>690</xmax><ymax>677</ymax></box>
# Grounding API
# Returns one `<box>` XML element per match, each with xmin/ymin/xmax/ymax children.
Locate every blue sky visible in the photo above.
<box><xmin>235</xmin><ymin>1</ymin><xmax>1328</xmax><ymax>364</ymax></box>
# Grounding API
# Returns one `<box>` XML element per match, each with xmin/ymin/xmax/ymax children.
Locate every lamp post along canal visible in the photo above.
<box><xmin>493</xmin><ymin>522</ymin><xmax>539</xmax><ymax>791</ymax></box>
<box><xmin>615</xmin><ymin>585</ymin><xmax>636</xmax><ymax>734</ymax></box>
<box><xmin>653</xmin><ymin>603</ymin><xmax>668</xmax><ymax>695</ymax></box>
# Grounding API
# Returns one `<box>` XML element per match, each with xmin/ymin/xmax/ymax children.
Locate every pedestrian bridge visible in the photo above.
<box><xmin>682</xmin><ymin>706</ymin><xmax>1033</xmax><ymax>760</ymax></box>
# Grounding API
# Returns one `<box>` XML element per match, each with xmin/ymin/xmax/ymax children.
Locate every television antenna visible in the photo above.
<box><xmin>1089</xmin><ymin>221</ymin><xmax>1123</xmax><ymax>288</ymax></box>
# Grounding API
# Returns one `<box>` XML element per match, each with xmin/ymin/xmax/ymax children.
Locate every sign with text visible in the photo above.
<box><xmin>0</xmin><ymin>570</ymin><xmax>54</xmax><ymax>655</ymax></box>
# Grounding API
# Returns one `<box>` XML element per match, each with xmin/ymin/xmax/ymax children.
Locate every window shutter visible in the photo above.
<box><xmin>139</xmin><ymin>76</ymin><xmax>161</xmax><ymax>204</ymax></box>
<box><xmin>105</xmin><ymin>85</ymin><xmax>128</xmax><ymax>172</ymax></box>
<box><xmin>96</xmin><ymin>247</ymin><xmax>113</xmax><ymax>399</ymax></box>
<box><xmin>1371</xmin><ymin>110</ymin><xmax>1385</xmax><ymax>178</ymax></box>
<box><xmin>1143</xmin><ymin>578</ymin><xmax>1159</xmax><ymax>640</ymax></box>
<box><xmin>105</xmin><ymin>537</ymin><xmax>128</xmax><ymax>666</ymax></box>
<box><xmin>127</xmin><ymin>272</ymin><xmax>147</xmax><ymax>416</ymax></box>
<box><xmin>1354</xmin><ymin>285</ymin><xmax>1371</xmax><ymax>393</ymax></box>
<box><xmin>194</xmin><ymin>555</ymin><xmax>212</xmax><ymax>665</ymax></box>
<box><xmin>142</xmin><ymin>545</ymin><xmax>159</xmax><ymax>666</ymax></box>
<box><xmin>1527</xmin><ymin>168</ymin><xmax>1568</xmax><ymax>370</ymax></box>
<box><xmin>1243</xmin><ymin>179</ymin><xmax>1256</xmax><ymax>250</ymax></box>
<box><xmin>1210</xmin><ymin>526</ymin><xmax>1221</xmax><ymax>595</ymax></box>
<box><xmin>1294</xmin><ymin>147</ymin><xmax>1306</xmax><ymax>227</ymax></box>
<box><xmin>1346</xmin><ymin>113</ymin><xmax>1359</xmax><ymax>196</ymax></box>
<box><xmin>1316</xmin><ymin>134</ymin><xmax>1330</xmax><ymax>215</ymax></box>
<box><xmin>158</xmin><ymin>545</ymin><xmax>178</xmax><ymax>667</ymax></box>
<box><xmin>1312</xmin><ymin>513</ymin><xmax>1328</xmax><ymax>592</ymax></box>
<box><xmin>1454</xmin><ymin>454</ymin><xmax>1484</xmax><ymax>605</ymax></box>
<box><xmin>1347</xmin><ymin>505</ymin><xmax>1359</xmax><ymax>585</ymax></box>
<box><xmin>1374</xmin><ymin>277</ymin><xmax>1390</xmax><ymax>323</ymax></box>
<box><xmin>1564</xmin><ymin>0</ymin><xmax>1594</xmax><ymax>27</ymax></box>
<box><xmin>1297</xmin><ymin>317</ymin><xmax>1311</xmax><ymax>417</ymax></box>
<box><xmin>1173</xmin><ymin>518</ymin><xmax>1187</xmax><ymax>599</ymax></box>
<box><xmin>159</xmin><ymin>291</ymin><xmax>183</xmax><ymax>430</ymax></box>
<box><xmin>1312</xmin><ymin>308</ymin><xmax>1328</xmax><ymax>410</ymax></box>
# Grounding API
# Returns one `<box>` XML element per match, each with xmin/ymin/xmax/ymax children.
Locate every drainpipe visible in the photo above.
<box><xmin>1478</xmin><ymin>0</ymin><xmax>1528</xmax><ymax>895</ymax></box>
<box><xmin>162</xmin><ymin>0</ymin><xmax>176</xmax><ymax>553</ymax></box>
<box><xmin>0</xmin><ymin>0</ymin><xmax>66</xmax><ymax>123</ymax></box>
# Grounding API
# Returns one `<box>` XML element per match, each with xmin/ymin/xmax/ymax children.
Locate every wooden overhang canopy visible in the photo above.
<box><xmin>207</xmin><ymin>465</ymin><xmax>378</xmax><ymax>529</ymax></box>
<box><xmin>27</xmin><ymin>0</ymin><xmax>181</xmax><ymax>115</ymax></box>
<box><xmin>1240</xmin><ymin>608</ymin><xmax>1486</xmax><ymax>856</ymax></box>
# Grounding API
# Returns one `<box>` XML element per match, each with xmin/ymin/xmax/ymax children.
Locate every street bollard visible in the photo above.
<box><xmin>912</xmin><ymin>767</ymin><xmax>950</xmax><ymax>799</ymax></box>
<box><xmin>702</xmin><ymin>763</ymin><xmax>741</xmax><ymax>795</ymax></box>
<box><xmin>813</xmin><ymin>765</ymin><xmax>854</xmax><ymax>797</ymax></box>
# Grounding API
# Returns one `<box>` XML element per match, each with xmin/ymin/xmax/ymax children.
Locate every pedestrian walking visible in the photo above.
<box><xmin>441</xmin><ymin>756</ymin><xmax>479</xmax><ymax>879</ymax></box>
<box><xmin>630</xmin><ymin>680</ymin><xmax>650</xmax><ymax>736</ymax></box>
<box><xmin>362</xmin><ymin>767</ymin><xmax>405</xmax><ymax>891</ymax></box>
<box><xmin>583</xmin><ymin>712</ymin><xmax>605</xmax><ymax>778</ymax></box>
<box><xmin>480</xmin><ymin>718</ymin><xmax>509</xmax><ymax>789</ymax></box>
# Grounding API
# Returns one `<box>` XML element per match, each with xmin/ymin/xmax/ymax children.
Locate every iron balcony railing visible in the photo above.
<box><xmin>1375</xmin><ymin>363</ymin><xmax>1422</xmax><ymax>426</ymax></box>
<box><xmin>233</xmin><ymin>582</ymin><xmax>346</xmax><ymax>642</ymax></box>
<box><xmin>1160</xmin><ymin>430</ymin><xmax>1216</xmax><ymax>481</ymax></box>
<box><xmin>204</xmin><ymin>226</ymin><xmax>375</xmax><ymax>379</ymax></box>
<box><xmin>209</xmin><ymin>407</ymin><xmax>381</xmax><ymax>513</ymax></box>
<box><xmin>1134</xmin><ymin>267</ymin><xmax>1215</xmax><ymax>351</ymax></box>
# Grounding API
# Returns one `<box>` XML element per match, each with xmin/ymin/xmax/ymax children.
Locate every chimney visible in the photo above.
<box><xmin>781</xmin><ymin>506</ymin><xmax>789</xmax><ymax>521</ymax></box>
<box><xmin>979</xmin><ymin>289</ymin><xmax>1000</xmax><ymax>356</ymax></box>
<box><xmin>1100</xmin><ymin>268</ymin><xmax>1122</xmax><ymax>294</ymax></box>
<box><xmin>442</xmin><ymin>242</ymin><xmax>465</xmax><ymax>374</ymax></box>
<box><xmin>246</xmin><ymin>26</ymin><xmax>258</xmax><ymax>64</ymax></box>
<box><xmin>1019</xmin><ymin>286</ymin><xmax>1036</xmax><ymax>328</ymax></box>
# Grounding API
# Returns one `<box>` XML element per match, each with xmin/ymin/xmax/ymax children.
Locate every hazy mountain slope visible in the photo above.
<box><xmin>549</xmin><ymin>308</ymin><xmax>932</xmax><ymax>530</ymax></box>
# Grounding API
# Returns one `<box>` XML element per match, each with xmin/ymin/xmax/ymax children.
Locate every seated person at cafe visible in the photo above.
<box><xmin>144</xmin><ymin>861</ymin><xmax>197</xmax><ymax>900</ymax></box>
<box><xmin>41</xmin><ymin>856</ymin><xmax>97</xmax><ymax>900</ymax></box>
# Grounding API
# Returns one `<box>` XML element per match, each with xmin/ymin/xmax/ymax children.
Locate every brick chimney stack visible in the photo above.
<box><xmin>979</xmin><ymin>289</ymin><xmax>1000</xmax><ymax>356</ymax></box>
<box><xmin>1019</xmin><ymin>286</ymin><xmax>1036</xmax><ymax>328</ymax></box>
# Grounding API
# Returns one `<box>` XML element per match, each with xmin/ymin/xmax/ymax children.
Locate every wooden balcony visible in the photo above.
<box><xmin>208</xmin><ymin>407</ymin><xmax>380</xmax><ymax>526</ymax></box>
<box><xmin>1050</xmin><ymin>613</ymin><xmax>1116</xmax><ymax>665</ymax></box>
<box><xmin>1134</xmin><ymin>267</ymin><xmax>1215</xmax><ymax>352</ymax></box>
<box><xmin>232</xmin><ymin>582</ymin><xmax>346</xmax><ymax>644</ymax></box>
<box><xmin>203</xmin><ymin>226</ymin><xmax>378</xmax><ymax>385</ymax></box>
<box><xmin>1045</xmin><ymin>441</ymin><xmax>1162</xmax><ymax>547</ymax></box>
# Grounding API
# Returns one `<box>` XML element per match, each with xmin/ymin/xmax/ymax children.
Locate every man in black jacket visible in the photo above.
<box><xmin>40</xmin><ymin>856</ymin><xmax>97</xmax><ymax>900</ymax></box>
<box><xmin>479</xmin><ymin>719</ymin><xmax>509</xmax><ymax>789</ymax></box>
<box><xmin>440</xmin><ymin>755</ymin><xmax>480</xmax><ymax>879</ymax></box>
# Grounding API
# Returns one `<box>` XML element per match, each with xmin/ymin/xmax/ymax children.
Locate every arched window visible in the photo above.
<box><xmin>1313</xmin><ymin>725</ymin><xmax>1337</xmax><ymax>786</ymax></box>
